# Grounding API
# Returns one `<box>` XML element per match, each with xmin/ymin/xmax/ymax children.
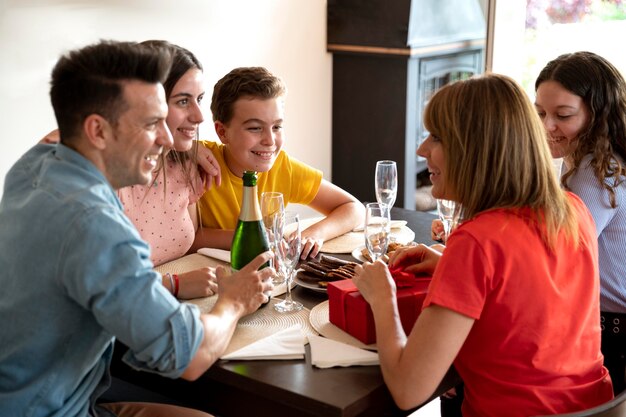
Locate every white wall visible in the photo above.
<box><xmin>0</xmin><ymin>0</ymin><xmax>332</xmax><ymax>205</ymax></box>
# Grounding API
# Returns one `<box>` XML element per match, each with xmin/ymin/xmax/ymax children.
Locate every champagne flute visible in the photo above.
<box><xmin>364</xmin><ymin>203</ymin><xmax>391</xmax><ymax>262</ymax></box>
<box><xmin>436</xmin><ymin>199</ymin><xmax>457</xmax><ymax>243</ymax></box>
<box><xmin>260</xmin><ymin>192</ymin><xmax>285</xmax><ymax>285</ymax></box>
<box><xmin>274</xmin><ymin>211</ymin><xmax>303</xmax><ymax>313</ymax></box>
<box><xmin>375</xmin><ymin>160</ymin><xmax>398</xmax><ymax>209</ymax></box>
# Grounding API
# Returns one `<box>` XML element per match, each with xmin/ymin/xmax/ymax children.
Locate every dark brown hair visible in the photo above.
<box><xmin>140</xmin><ymin>40</ymin><xmax>204</xmax><ymax>199</ymax></box>
<box><xmin>50</xmin><ymin>40</ymin><xmax>171</xmax><ymax>142</ymax></box>
<box><xmin>210</xmin><ymin>67</ymin><xmax>286</xmax><ymax>123</ymax></box>
<box><xmin>535</xmin><ymin>51</ymin><xmax>626</xmax><ymax>207</ymax></box>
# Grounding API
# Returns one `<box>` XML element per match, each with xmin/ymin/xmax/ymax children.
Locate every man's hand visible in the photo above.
<box><xmin>215</xmin><ymin>252</ymin><xmax>274</xmax><ymax>316</ymax></box>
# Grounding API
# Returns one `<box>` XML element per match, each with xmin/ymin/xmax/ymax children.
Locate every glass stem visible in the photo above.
<box><xmin>285</xmin><ymin>269</ymin><xmax>293</xmax><ymax>302</ymax></box>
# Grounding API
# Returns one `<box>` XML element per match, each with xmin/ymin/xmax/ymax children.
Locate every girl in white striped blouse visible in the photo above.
<box><xmin>535</xmin><ymin>51</ymin><xmax>626</xmax><ymax>394</ymax></box>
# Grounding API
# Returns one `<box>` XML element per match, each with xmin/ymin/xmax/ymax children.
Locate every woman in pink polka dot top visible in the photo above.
<box><xmin>117</xmin><ymin>41</ymin><xmax>222</xmax><ymax>299</ymax></box>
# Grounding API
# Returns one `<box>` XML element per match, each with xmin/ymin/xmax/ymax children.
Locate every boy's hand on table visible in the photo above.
<box><xmin>300</xmin><ymin>236</ymin><xmax>322</xmax><ymax>260</ymax></box>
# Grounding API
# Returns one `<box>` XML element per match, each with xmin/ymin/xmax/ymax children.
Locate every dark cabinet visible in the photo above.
<box><xmin>328</xmin><ymin>0</ymin><xmax>486</xmax><ymax>209</ymax></box>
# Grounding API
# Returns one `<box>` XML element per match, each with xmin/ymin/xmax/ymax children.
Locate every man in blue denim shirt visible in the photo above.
<box><xmin>0</xmin><ymin>41</ymin><xmax>273</xmax><ymax>417</ymax></box>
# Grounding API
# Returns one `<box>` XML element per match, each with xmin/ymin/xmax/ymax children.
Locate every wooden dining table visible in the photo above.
<box><xmin>107</xmin><ymin>206</ymin><xmax>460</xmax><ymax>417</ymax></box>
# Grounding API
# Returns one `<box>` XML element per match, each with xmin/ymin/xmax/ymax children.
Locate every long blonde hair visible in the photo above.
<box><xmin>424</xmin><ymin>73</ymin><xmax>579</xmax><ymax>249</ymax></box>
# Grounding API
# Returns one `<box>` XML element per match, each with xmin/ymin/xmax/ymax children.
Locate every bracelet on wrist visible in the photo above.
<box><xmin>173</xmin><ymin>274</ymin><xmax>179</xmax><ymax>297</ymax></box>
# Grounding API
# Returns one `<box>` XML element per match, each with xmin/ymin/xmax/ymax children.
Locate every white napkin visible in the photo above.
<box><xmin>197</xmin><ymin>248</ymin><xmax>231</xmax><ymax>263</ymax></box>
<box><xmin>352</xmin><ymin>220</ymin><xmax>407</xmax><ymax>232</ymax></box>
<box><xmin>221</xmin><ymin>325</ymin><xmax>306</xmax><ymax>360</ymax></box>
<box><xmin>308</xmin><ymin>334</ymin><xmax>379</xmax><ymax>368</ymax></box>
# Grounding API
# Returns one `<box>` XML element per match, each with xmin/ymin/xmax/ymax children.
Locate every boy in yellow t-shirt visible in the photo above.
<box><xmin>193</xmin><ymin>67</ymin><xmax>364</xmax><ymax>258</ymax></box>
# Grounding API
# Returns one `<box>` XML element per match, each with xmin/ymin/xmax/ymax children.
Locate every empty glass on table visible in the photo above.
<box><xmin>274</xmin><ymin>211</ymin><xmax>303</xmax><ymax>313</ymax></box>
<box><xmin>375</xmin><ymin>160</ymin><xmax>398</xmax><ymax>209</ymax></box>
<box><xmin>364</xmin><ymin>202</ymin><xmax>391</xmax><ymax>262</ymax></box>
<box><xmin>436</xmin><ymin>199</ymin><xmax>457</xmax><ymax>243</ymax></box>
<box><xmin>260</xmin><ymin>192</ymin><xmax>285</xmax><ymax>285</ymax></box>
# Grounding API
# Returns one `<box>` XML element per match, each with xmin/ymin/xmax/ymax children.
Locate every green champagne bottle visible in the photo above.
<box><xmin>231</xmin><ymin>171</ymin><xmax>271</xmax><ymax>305</ymax></box>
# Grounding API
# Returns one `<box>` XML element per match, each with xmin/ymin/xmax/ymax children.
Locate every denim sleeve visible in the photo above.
<box><xmin>58</xmin><ymin>204</ymin><xmax>204</xmax><ymax>378</ymax></box>
<box><xmin>122</xmin><ymin>303</ymin><xmax>203</xmax><ymax>378</ymax></box>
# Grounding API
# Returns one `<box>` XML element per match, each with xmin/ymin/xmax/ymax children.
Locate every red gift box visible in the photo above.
<box><xmin>328</xmin><ymin>277</ymin><xmax>431</xmax><ymax>345</ymax></box>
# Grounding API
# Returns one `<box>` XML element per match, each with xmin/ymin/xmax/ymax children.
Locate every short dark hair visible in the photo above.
<box><xmin>210</xmin><ymin>66</ymin><xmax>286</xmax><ymax>123</ymax></box>
<box><xmin>50</xmin><ymin>40</ymin><xmax>172</xmax><ymax>142</ymax></box>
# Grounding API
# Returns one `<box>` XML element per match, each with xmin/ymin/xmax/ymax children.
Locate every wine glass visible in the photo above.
<box><xmin>274</xmin><ymin>211</ymin><xmax>303</xmax><ymax>313</ymax></box>
<box><xmin>260</xmin><ymin>192</ymin><xmax>285</xmax><ymax>285</ymax></box>
<box><xmin>436</xmin><ymin>199</ymin><xmax>457</xmax><ymax>243</ymax></box>
<box><xmin>375</xmin><ymin>160</ymin><xmax>398</xmax><ymax>209</ymax></box>
<box><xmin>364</xmin><ymin>203</ymin><xmax>391</xmax><ymax>262</ymax></box>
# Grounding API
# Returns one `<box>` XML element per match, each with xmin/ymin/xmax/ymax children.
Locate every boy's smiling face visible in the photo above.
<box><xmin>215</xmin><ymin>96</ymin><xmax>285</xmax><ymax>177</ymax></box>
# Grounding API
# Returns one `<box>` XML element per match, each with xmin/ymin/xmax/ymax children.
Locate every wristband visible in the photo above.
<box><xmin>165</xmin><ymin>273</ymin><xmax>175</xmax><ymax>296</ymax></box>
<box><xmin>173</xmin><ymin>274</ymin><xmax>180</xmax><ymax>297</ymax></box>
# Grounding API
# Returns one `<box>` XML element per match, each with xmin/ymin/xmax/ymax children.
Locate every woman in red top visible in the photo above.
<box><xmin>352</xmin><ymin>73</ymin><xmax>613</xmax><ymax>417</ymax></box>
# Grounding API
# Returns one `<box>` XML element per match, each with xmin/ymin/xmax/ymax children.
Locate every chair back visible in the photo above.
<box><xmin>534</xmin><ymin>390</ymin><xmax>626</xmax><ymax>417</ymax></box>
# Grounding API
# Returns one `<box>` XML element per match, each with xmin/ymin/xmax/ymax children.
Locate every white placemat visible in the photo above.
<box><xmin>157</xmin><ymin>256</ymin><xmax>317</xmax><ymax>357</ymax></box>
<box><xmin>188</xmin><ymin>297</ymin><xmax>318</xmax><ymax>356</ymax></box>
<box><xmin>154</xmin><ymin>253</ymin><xmax>222</xmax><ymax>275</ymax></box>
<box><xmin>309</xmin><ymin>300</ymin><xmax>377</xmax><ymax>351</ymax></box>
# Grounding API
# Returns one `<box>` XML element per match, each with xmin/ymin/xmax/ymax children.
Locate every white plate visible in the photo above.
<box><xmin>351</xmin><ymin>246</ymin><xmax>368</xmax><ymax>263</ymax></box>
<box><xmin>293</xmin><ymin>272</ymin><xmax>327</xmax><ymax>293</ymax></box>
